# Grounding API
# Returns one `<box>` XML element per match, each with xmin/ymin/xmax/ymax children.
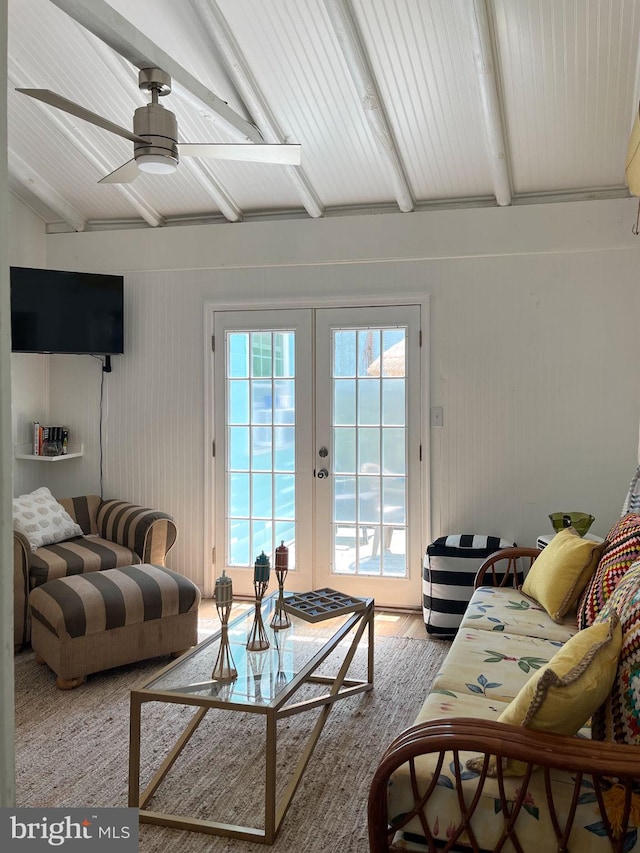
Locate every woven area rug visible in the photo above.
<box><xmin>15</xmin><ymin>632</ymin><xmax>448</xmax><ymax>852</ymax></box>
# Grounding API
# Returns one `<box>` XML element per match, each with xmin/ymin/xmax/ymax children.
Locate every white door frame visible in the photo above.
<box><xmin>314</xmin><ymin>304</ymin><xmax>422</xmax><ymax>607</ymax></box>
<box><xmin>211</xmin><ymin>308</ymin><xmax>314</xmax><ymax>598</ymax></box>
<box><xmin>204</xmin><ymin>294</ymin><xmax>430</xmax><ymax>600</ymax></box>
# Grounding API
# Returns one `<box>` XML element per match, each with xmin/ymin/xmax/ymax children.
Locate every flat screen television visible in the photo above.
<box><xmin>10</xmin><ymin>266</ymin><xmax>124</xmax><ymax>355</ymax></box>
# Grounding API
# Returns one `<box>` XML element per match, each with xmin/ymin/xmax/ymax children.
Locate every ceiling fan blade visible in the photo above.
<box><xmin>178</xmin><ymin>143</ymin><xmax>302</xmax><ymax>166</ymax></box>
<box><xmin>16</xmin><ymin>88</ymin><xmax>148</xmax><ymax>145</ymax></box>
<box><xmin>98</xmin><ymin>159</ymin><xmax>140</xmax><ymax>184</ymax></box>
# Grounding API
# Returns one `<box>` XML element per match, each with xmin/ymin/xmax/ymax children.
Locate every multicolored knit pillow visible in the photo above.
<box><xmin>591</xmin><ymin>562</ymin><xmax>640</xmax><ymax>744</ymax></box>
<box><xmin>577</xmin><ymin>513</ymin><xmax>640</xmax><ymax>630</ymax></box>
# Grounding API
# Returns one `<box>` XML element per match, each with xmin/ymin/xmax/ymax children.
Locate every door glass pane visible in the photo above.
<box><xmin>251</xmin><ymin>472</ymin><xmax>272</xmax><ymax>517</ymax></box>
<box><xmin>226</xmin><ymin>330</ymin><xmax>296</xmax><ymax>567</ymax></box>
<box><xmin>229</xmin><ymin>333</ymin><xmax>249</xmax><ymax>378</ymax></box>
<box><xmin>382</xmin><ymin>379</ymin><xmax>405</xmax><ymax>425</ymax></box>
<box><xmin>274</xmin><ymin>473</ymin><xmax>295</xmax><ymax>518</ymax></box>
<box><xmin>331</xmin><ymin>326</ymin><xmax>408</xmax><ymax>578</ymax></box>
<box><xmin>382</xmin><ymin>428</ymin><xmax>405</xmax><ymax>475</ymax></box>
<box><xmin>251</xmin><ymin>333</ymin><xmax>272</xmax><ymax>377</ymax></box>
<box><xmin>358</xmin><ymin>427</ymin><xmax>380</xmax><ymax>471</ymax></box>
<box><xmin>229</xmin><ymin>519</ymin><xmax>250</xmax><ymax>566</ymax></box>
<box><xmin>274</xmin><ymin>426</ymin><xmax>295</xmax><ymax>471</ymax></box>
<box><xmin>358</xmin><ymin>379</ymin><xmax>380</xmax><ymax>425</ymax></box>
<box><xmin>359</xmin><ymin>476</ymin><xmax>380</xmax><ymax>524</ymax></box>
<box><xmin>229</xmin><ymin>473</ymin><xmax>249</xmax><ymax>517</ymax></box>
<box><xmin>229</xmin><ymin>426</ymin><xmax>249</xmax><ymax>470</ymax></box>
<box><xmin>334</xmin><ymin>379</ymin><xmax>356</xmax><ymax>424</ymax></box>
<box><xmin>229</xmin><ymin>381</ymin><xmax>249</xmax><ymax>424</ymax></box>
<box><xmin>252</xmin><ymin>379</ymin><xmax>272</xmax><ymax>423</ymax></box>
<box><xmin>273</xmin><ymin>332</ymin><xmax>294</xmax><ymax>377</ymax></box>
<box><xmin>334</xmin><ymin>475</ymin><xmax>356</xmax><ymax>522</ymax></box>
<box><xmin>334</xmin><ymin>331</ymin><xmax>356</xmax><ymax>376</ymax></box>
<box><xmin>252</xmin><ymin>426</ymin><xmax>272</xmax><ymax>471</ymax></box>
<box><xmin>357</xmin><ymin>329</ymin><xmax>380</xmax><ymax>376</ymax></box>
<box><xmin>334</xmin><ymin>427</ymin><xmax>356</xmax><ymax>473</ymax></box>
<box><xmin>274</xmin><ymin>379</ymin><xmax>294</xmax><ymax>423</ymax></box>
<box><xmin>381</xmin><ymin>330</ymin><xmax>405</xmax><ymax>376</ymax></box>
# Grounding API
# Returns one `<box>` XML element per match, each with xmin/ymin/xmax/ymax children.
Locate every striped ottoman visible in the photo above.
<box><xmin>28</xmin><ymin>564</ymin><xmax>201</xmax><ymax>689</ymax></box>
<box><xmin>423</xmin><ymin>535</ymin><xmax>517</xmax><ymax>638</ymax></box>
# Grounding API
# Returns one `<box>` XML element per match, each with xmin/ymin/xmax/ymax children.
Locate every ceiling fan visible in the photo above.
<box><xmin>16</xmin><ymin>67</ymin><xmax>302</xmax><ymax>184</ymax></box>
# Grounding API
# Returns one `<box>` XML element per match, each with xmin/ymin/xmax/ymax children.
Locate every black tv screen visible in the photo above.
<box><xmin>10</xmin><ymin>266</ymin><xmax>124</xmax><ymax>355</ymax></box>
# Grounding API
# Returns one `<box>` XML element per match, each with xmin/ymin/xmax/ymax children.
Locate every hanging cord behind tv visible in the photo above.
<box><xmin>91</xmin><ymin>355</ymin><xmax>107</xmax><ymax>498</ymax></box>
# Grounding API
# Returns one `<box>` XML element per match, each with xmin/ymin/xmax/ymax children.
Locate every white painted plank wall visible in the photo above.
<box><xmin>30</xmin><ymin>253</ymin><xmax>640</xmax><ymax>596</ymax></box>
<box><xmin>18</xmin><ymin>199</ymin><xmax>639</xmax><ymax>598</ymax></box>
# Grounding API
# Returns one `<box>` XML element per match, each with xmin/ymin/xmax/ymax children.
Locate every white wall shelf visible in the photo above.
<box><xmin>14</xmin><ymin>443</ymin><xmax>84</xmax><ymax>461</ymax></box>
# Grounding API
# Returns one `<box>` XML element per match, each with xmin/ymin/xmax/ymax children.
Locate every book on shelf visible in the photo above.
<box><xmin>32</xmin><ymin>422</ymin><xmax>70</xmax><ymax>456</ymax></box>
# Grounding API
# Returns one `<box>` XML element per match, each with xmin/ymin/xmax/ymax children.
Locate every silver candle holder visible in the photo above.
<box><xmin>270</xmin><ymin>541</ymin><xmax>291</xmax><ymax>630</ymax></box>
<box><xmin>247</xmin><ymin>552</ymin><xmax>270</xmax><ymax>651</ymax></box>
<box><xmin>211</xmin><ymin>571</ymin><xmax>238</xmax><ymax>682</ymax></box>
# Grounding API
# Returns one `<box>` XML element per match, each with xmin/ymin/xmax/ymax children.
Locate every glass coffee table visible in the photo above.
<box><xmin>128</xmin><ymin>591</ymin><xmax>374</xmax><ymax>844</ymax></box>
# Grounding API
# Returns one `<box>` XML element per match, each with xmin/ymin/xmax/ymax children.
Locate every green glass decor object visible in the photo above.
<box><xmin>549</xmin><ymin>512</ymin><xmax>595</xmax><ymax>537</ymax></box>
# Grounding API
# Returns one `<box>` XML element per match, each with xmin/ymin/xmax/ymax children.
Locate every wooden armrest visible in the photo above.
<box><xmin>474</xmin><ymin>546</ymin><xmax>541</xmax><ymax>589</ymax></box>
<box><xmin>368</xmin><ymin>717</ymin><xmax>640</xmax><ymax>853</ymax></box>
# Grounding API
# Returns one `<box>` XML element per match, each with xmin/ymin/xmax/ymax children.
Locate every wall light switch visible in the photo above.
<box><xmin>431</xmin><ymin>406</ymin><xmax>443</xmax><ymax>428</ymax></box>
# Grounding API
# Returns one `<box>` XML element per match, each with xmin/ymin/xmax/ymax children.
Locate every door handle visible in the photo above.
<box><xmin>316</xmin><ymin>468</ymin><xmax>329</xmax><ymax>479</ymax></box>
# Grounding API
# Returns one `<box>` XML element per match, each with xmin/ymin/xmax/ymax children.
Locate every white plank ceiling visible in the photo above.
<box><xmin>7</xmin><ymin>0</ymin><xmax>640</xmax><ymax>231</ymax></box>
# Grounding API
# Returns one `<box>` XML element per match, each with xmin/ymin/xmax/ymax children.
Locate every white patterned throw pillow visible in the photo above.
<box><xmin>12</xmin><ymin>487</ymin><xmax>83</xmax><ymax>552</ymax></box>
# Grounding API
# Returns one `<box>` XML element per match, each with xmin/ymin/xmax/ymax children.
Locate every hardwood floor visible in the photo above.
<box><xmin>373</xmin><ymin>609</ymin><xmax>426</xmax><ymax>639</ymax></box>
<box><xmin>197</xmin><ymin>597</ymin><xmax>425</xmax><ymax>639</ymax></box>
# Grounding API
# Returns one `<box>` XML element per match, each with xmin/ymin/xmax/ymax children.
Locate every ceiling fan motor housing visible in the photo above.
<box><xmin>133</xmin><ymin>103</ymin><xmax>179</xmax><ymax>167</ymax></box>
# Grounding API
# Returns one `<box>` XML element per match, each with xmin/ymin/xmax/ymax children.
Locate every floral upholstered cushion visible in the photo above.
<box><xmin>386</xmin><ymin>586</ymin><xmax>635</xmax><ymax>853</ymax></box>
<box><xmin>522</xmin><ymin>527</ymin><xmax>604</xmax><ymax>622</ymax></box>
<box><xmin>577</xmin><ymin>513</ymin><xmax>640</xmax><ymax>630</ymax></box>
<box><xmin>460</xmin><ymin>586</ymin><xmax>579</xmax><ymax>643</ymax></box>
<box><xmin>430</xmin><ymin>625</ymin><xmax>564</xmax><ymax>704</ymax></box>
<box><xmin>389</xmin><ymin>690</ymin><xmax>616</xmax><ymax>853</ymax></box>
<box><xmin>490</xmin><ymin>615</ymin><xmax>621</xmax><ymax>775</ymax></box>
<box><xmin>591</xmin><ymin>562</ymin><xmax>640</xmax><ymax>744</ymax></box>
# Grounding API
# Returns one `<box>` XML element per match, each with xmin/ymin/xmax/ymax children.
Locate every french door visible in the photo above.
<box><xmin>211</xmin><ymin>304</ymin><xmax>423</xmax><ymax>608</ymax></box>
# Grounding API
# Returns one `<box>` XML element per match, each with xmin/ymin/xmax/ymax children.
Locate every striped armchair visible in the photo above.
<box><xmin>13</xmin><ymin>494</ymin><xmax>178</xmax><ymax>651</ymax></box>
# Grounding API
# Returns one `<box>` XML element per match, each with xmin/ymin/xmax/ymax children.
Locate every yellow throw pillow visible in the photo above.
<box><xmin>522</xmin><ymin>527</ymin><xmax>604</xmax><ymax>622</ymax></box>
<box><xmin>467</xmin><ymin>615</ymin><xmax>621</xmax><ymax>776</ymax></box>
<box><xmin>499</xmin><ymin>615</ymin><xmax>620</xmax><ymax>732</ymax></box>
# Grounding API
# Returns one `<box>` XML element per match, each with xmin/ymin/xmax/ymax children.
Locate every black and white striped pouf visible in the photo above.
<box><xmin>423</xmin><ymin>535</ymin><xmax>516</xmax><ymax>638</ymax></box>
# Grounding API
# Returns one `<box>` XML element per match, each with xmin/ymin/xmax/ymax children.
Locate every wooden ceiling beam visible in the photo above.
<box><xmin>467</xmin><ymin>0</ymin><xmax>512</xmax><ymax>206</ymax></box>
<box><xmin>9</xmin><ymin>151</ymin><xmax>87</xmax><ymax>232</ymax></box>
<box><xmin>322</xmin><ymin>0</ymin><xmax>414</xmax><ymax>214</ymax></box>
<box><xmin>49</xmin><ymin>0</ymin><xmax>263</xmax><ymax>144</ymax></box>
<box><xmin>192</xmin><ymin>0</ymin><xmax>324</xmax><ymax>219</ymax></box>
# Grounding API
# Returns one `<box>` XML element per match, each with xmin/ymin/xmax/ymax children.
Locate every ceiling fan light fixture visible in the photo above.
<box><xmin>136</xmin><ymin>153</ymin><xmax>177</xmax><ymax>175</ymax></box>
<box><xmin>17</xmin><ymin>70</ymin><xmax>300</xmax><ymax>187</ymax></box>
